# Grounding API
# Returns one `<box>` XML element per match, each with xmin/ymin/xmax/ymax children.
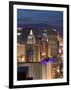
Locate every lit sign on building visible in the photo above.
<box><xmin>41</xmin><ymin>57</ymin><xmax>56</xmax><ymax>64</ymax></box>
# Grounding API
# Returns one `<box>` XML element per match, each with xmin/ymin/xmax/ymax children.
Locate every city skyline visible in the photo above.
<box><xmin>17</xmin><ymin>9</ymin><xmax>63</xmax><ymax>80</ymax></box>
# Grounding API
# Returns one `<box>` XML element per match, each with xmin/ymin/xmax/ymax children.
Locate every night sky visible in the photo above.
<box><xmin>17</xmin><ymin>9</ymin><xmax>63</xmax><ymax>43</ymax></box>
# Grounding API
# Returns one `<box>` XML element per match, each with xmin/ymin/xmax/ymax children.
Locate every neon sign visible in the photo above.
<box><xmin>41</xmin><ymin>57</ymin><xmax>56</xmax><ymax>64</ymax></box>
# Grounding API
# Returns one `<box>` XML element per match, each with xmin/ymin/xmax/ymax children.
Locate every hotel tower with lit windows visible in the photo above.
<box><xmin>17</xmin><ymin>29</ymin><xmax>63</xmax><ymax>80</ymax></box>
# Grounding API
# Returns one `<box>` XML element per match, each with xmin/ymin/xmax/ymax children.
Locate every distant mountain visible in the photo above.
<box><xmin>17</xmin><ymin>23</ymin><xmax>55</xmax><ymax>30</ymax></box>
<box><xmin>17</xmin><ymin>23</ymin><xmax>63</xmax><ymax>35</ymax></box>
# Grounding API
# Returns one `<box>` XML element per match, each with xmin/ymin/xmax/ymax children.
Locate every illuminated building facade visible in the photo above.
<box><xmin>25</xmin><ymin>29</ymin><xmax>49</xmax><ymax>62</ymax></box>
<box><xmin>26</xmin><ymin>30</ymin><xmax>36</xmax><ymax>62</ymax></box>
<box><xmin>17</xmin><ymin>29</ymin><xmax>63</xmax><ymax>80</ymax></box>
<box><xmin>57</xmin><ymin>32</ymin><xmax>63</xmax><ymax>61</ymax></box>
<box><xmin>41</xmin><ymin>30</ymin><xmax>48</xmax><ymax>59</ymax></box>
<box><xmin>35</xmin><ymin>35</ymin><xmax>41</xmax><ymax>62</ymax></box>
<box><xmin>17</xmin><ymin>44</ymin><xmax>25</xmax><ymax>63</ymax></box>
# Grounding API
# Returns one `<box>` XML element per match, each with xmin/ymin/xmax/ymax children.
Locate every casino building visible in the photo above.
<box><xmin>17</xmin><ymin>29</ymin><xmax>63</xmax><ymax>80</ymax></box>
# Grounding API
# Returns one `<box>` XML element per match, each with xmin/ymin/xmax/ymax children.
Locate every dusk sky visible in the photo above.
<box><xmin>17</xmin><ymin>9</ymin><xmax>63</xmax><ymax>36</ymax></box>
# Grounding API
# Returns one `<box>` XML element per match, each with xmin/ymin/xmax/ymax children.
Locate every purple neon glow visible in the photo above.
<box><xmin>41</xmin><ymin>58</ymin><xmax>56</xmax><ymax>64</ymax></box>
